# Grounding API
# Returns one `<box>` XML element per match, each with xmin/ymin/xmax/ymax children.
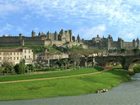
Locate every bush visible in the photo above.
<box><xmin>1</xmin><ymin>62</ymin><xmax>14</xmax><ymax>74</ymax></box>
<box><xmin>14</xmin><ymin>59</ymin><xmax>26</xmax><ymax>74</ymax></box>
<box><xmin>94</xmin><ymin>66</ymin><xmax>104</xmax><ymax>71</ymax></box>
<box><xmin>133</xmin><ymin>64</ymin><xmax>140</xmax><ymax>73</ymax></box>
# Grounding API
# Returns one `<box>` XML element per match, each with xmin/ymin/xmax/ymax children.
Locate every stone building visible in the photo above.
<box><xmin>87</xmin><ymin>35</ymin><xmax>140</xmax><ymax>50</ymax></box>
<box><xmin>0</xmin><ymin>48</ymin><xmax>33</xmax><ymax>65</ymax></box>
<box><xmin>35</xmin><ymin>49</ymin><xmax>69</xmax><ymax>67</ymax></box>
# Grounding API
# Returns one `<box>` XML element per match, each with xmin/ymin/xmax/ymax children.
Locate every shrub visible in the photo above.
<box><xmin>94</xmin><ymin>66</ymin><xmax>104</xmax><ymax>71</ymax></box>
<box><xmin>133</xmin><ymin>64</ymin><xmax>140</xmax><ymax>73</ymax></box>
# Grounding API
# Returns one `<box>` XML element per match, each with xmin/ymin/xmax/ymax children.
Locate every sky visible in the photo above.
<box><xmin>0</xmin><ymin>0</ymin><xmax>140</xmax><ymax>41</ymax></box>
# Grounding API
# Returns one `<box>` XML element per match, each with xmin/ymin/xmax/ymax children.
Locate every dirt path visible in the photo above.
<box><xmin>0</xmin><ymin>70</ymin><xmax>109</xmax><ymax>84</ymax></box>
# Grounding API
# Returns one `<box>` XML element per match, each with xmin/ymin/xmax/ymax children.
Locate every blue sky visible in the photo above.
<box><xmin>0</xmin><ymin>0</ymin><xmax>140</xmax><ymax>41</ymax></box>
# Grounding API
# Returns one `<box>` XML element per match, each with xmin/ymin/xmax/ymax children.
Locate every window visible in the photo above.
<box><xmin>0</xmin><ymin>57</ymin><xmax>1</xmax><ymax>60</ymax></box>
<box><xmin>17</xmin><ymin>57</ymin><xmax>19</xmax><ymax>60</ymax></box>
<box><xmin>25</xmin><ymin>56</ymin><xmax>26</xmax><ymax>59</ymax></box>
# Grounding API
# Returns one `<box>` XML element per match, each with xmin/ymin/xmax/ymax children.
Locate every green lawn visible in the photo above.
<box><xmin>0</xmin><ymin>69</ymin><xmax>130</xmax><ymax>100</ymax></box>
<box><xmin>0</xmin><ymin>68</ymin><xmax>97</xmax><ymax>82</ymax></box>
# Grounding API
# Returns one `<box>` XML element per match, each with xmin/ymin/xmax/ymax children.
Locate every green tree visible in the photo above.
<box><xmin>26</xmin><ymin>64</ymin><xmax>34</xmax><ymax>73</ymax></box>
<box><xmin>14</xmin><ymin>59</ymin><xmax>26</xmax><ymax>74</ymax></box>
<box><xmin>120</xmin><ymin>48</ymin><xmax>126</xmax><ymax>55</ymax></box>
<box><xmin>133</xmin><ymin>48</ymin><xmax>139</xmax><ymax>55</ymax></box>
<box><xmin>1</xmin><ymin>62</ymin><xmax>13</xmax><ymax>74</ymax></box>
<box><xmin>19</xmin><ymin>59</ymin><xmax>26</xmax><ymax>74</ymax></box>
<box><xmin>14</xmin><ymin>64</ymin><xmax>20</xmax><ymax>74</ymax></box>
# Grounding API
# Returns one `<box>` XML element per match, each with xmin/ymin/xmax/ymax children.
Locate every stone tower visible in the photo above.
<box><xmin>54</xmin><ymin>31</ymin><xmax>58</xmax><ymax>41</ymax></box>
<box><xmin>107</xmin><ymin>35</ymin><xmax>113</xmax><ymax>50</ymax></box>
<box><xmin>31</xmin><ymin>30</ymin><xmax>36</xmax><ymax>38</ymax></box>
<box><xmin>72</xmin><ymin>36</ymin><xmax>75</xmax><ymax>42</ymax></box>
<box><xmin>136</xmin><ymin>38</ymin><xmax>140</xmax><ymax>48</ymax></box>
<box><xmin>77</xmin><ymin>34</ymin><xmax>80</xmax><ymax>43</ymax></box>
<box><xmin>68</xmin><ymin>30</ymin><xmax>72</xmax><ymax>42</ymax></box>
<box><xmin>133</xmin><ymin>39</ymin><xmax>137</xmax><ymax>48</ymax></box>
<box><xmin>19</xmin><ymin>33</ymin><xmax>22</xmax><ymax>40</ymax></box>
<box><xmin>118</xmin><ymin>37</ymin><xmax>124</xmax><ymax>49</ymax></box>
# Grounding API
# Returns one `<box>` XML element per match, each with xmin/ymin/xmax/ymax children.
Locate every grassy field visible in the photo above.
<box><xmin>0</xmin><ymin>68</ymin><xmax>97</xmax><ymax>82</ymax></box>
<box><xmin>0</xmin><ymin>68</ymin><xmax>130</xmax><ymax>100</ymax></box>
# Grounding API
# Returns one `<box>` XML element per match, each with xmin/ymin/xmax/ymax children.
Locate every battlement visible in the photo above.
<box><xmin>0</xmin><ymin>29</ymin><xmax>81</xmax><ymax>47</ymax></box>
<box><xmin>90</xmin><ymin>35</ymin><xmax>140</xmax><ymax>50</ymax></box>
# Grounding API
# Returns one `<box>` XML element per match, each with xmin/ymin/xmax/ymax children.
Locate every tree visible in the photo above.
<box><xmin>14</xmin><ymin>59</ymin><xmax>26</xmax><ymax>74</ymax></box>
<box><xmin>26</xmin><ymin>64</ymin><xmax>34</xmax><ymax>73</ymax></box>
<box><xmin>19</xmin><ymin>59</ymin><xmax>26</xmax><ymax>74</ymax></box>
<box><xmin>120</xmin><ymin>48</ymin><xmax>126</xmax><ymax>55</ymax></box>
<box><xmin>133</xmin><ymin>48</ymin><xmax>139</xmax><ymax>55</ymax></box>
<box><xmin>69</xmin><ymin>52</ymin><xmax>81</xmax><ymax>69</ymax></box>
<box><xmin>1</xmin><ymin>62</ymin><xmax>13</xmax><ymax>74</ymax></box>
<box><xmin>14</xmin><ymin>64</ymin><xmax>20</xmax><ymax>74</ymax></box>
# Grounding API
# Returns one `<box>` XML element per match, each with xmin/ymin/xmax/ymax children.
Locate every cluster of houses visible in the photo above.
<box><xmin>0</xmin><ymin>47</ymin><xmax>102</xmax><ymax>67</ymax></box>
<box><xmin>0</xmin><ymin>47</ymin><xmax>70</xmax><ymax>66</ymax></box>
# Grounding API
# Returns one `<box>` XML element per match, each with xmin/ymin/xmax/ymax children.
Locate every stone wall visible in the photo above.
<box><xmin>90</xmin><ymin>35</ymin><xmax>140</xmax><ymax>50</ymax></box>
<box><xmin>0</xmin><ymin>29</ymin><xmax>76</xmax><ymax>47</ymax></box>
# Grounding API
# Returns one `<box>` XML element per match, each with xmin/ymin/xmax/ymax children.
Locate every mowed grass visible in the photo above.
<box><xmin>0</xmin><ymin>68</ymin><xmax>97</xmax><ymax>82</ymax></box>
<box><xmin>0</xmin><ymin>69</ymin><xmax>130</xmax><ymax>100</ymax></box>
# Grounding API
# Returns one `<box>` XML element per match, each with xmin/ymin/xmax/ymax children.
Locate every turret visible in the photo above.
<box><xmin>54</xmin><ymin>31</ymin><xmax>58</xmax><ymax>40</ymax></box>
<box><xmin>46</xmin><ymin>31</ymin><xmax>50</xmax><ymax>40</ymax></box>
<box><xmin>133</xmin><ymin>39</ymin><xmax>137</xmax><ymax>48</ymax></box>
<box><xmin>97</xmin><ymin>34</ymin><xmax>99</xmax><ymax>38</ymax></box>
<box><xmin>20</xmin><ymin>39</ymin><xmax>24</xmax><ymax>46</ymax></box>
<box><xmin>59</xmin><ymin>29</ymin><xmax>64</xmax><ymax>35</ymax></box>
<box><xmin>38</xmin><ymin>32</ymin><xmax>41</xmax><ymax>36</ymax></box>
<box><xmin>19</xmin><ymin>33</ymin><xmax>23</xmax><ymax>40</ymax></box>
<box><xmin>136</xmin><ymin>38</ymin><xmax>140</xmax><ymax>48</ymax></box>
<box><xmin>72</xmin><ymin>36</ymin><xmax>75</xmax><ymax>42</ymax></box>
<box><xmin>31</xmin><ymin>30</ymin><xmax>36</xmax><ymax>38</ymax></box>
<box><xmin>107</xmin><ymin>35</ymin><xmax>113</xmax><ymax>50</ymax></box>
<box><xmin>77</xmin><ymin>34</ymin><xmax>80</xmax><ymax>43</ymax></box>
<box><xmin>108</xmin><ymin>34</ymin><xmax>112</xmax><ymax>39</ymax></box>
<box><xmin>68</xmin><ymin>30</ymin><xmax>72</xmax><ymax>42</ymax></box>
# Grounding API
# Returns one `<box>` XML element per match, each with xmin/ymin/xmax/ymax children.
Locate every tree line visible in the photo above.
<box><xmin>0</xmin><ymin>59</ymin><xmax>34</xmax><ymax>75</ymax></box>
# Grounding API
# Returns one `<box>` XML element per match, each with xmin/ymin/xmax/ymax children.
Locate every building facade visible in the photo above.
<box><xmin>0</xmin><ymin>48</ymin><xmax>33</xmax><ymax>65</ymax></box>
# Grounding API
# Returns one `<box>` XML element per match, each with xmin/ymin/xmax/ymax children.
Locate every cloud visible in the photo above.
<box><xmin>0</xmin><ymin>0</ymin><xmax>139</xmax><ymax>25</ymax></box>
<box><xmin>18</xmin><ymin>0</ymin><xmax>138</xmax><ymax>24</ymax></box>
<box><xmin>0</xmin><ymin>1</ymin><xmax>20</xmax><ymax>17</ymax></box>
<box><xmin>76</xmin><ymin>24</ymin><xmax>106</xmax><ymax>39</ymax></box>
<box><xmin>0</xmin><ymin>23</ymin><xmax>25</xmax><ymax>35</ymax></box>
<box><xmin>0</xmin><ymin>23</ymin><xmax>14</xmax><ymax>34</ymax></box>
<box><xmin>0</xmin><ymin>0</ymin><xmax>140</xmax><ymax>40</ymax></box>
